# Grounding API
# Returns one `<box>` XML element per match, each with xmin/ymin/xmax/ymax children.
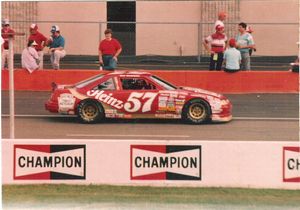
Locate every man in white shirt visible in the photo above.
<box><xmin>21</xmin><ymin>40</ymin><xmax>39</xmax><ymax>73</ymax></box>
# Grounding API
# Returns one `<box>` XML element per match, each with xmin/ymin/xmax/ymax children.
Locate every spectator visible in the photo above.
<box><xmin>246</xmin><ymin>26</ymin><xmax>257</xmax><ymax>56</ymax></box>
<box><xmin>1</xmin><ymin>18</ymin><xmax>15</xmax><ymax>69</ymax></box>
<box><xmin>47</xmin><ymin>25</ymin><xmax>66</xmax><ymax>70</ymax></box>
<box><xmin>98</xmin><ymin>29</ymin><xmax>122</xmax><ymax>70</ymax></box>
<box><xmin>28</xmin><ymin>23</ymin><xmax>47</xmax><ymax>69</ymax></box>
<box><xmin>223</xmin><ymin>38</ymin><xmax>241</xmax><ymax>73</ymax></box>
<box><xmin>1</xmin><ymin>37</ymin><xmax>4</xmax><ymax>52</ymax></box>
<box><xmin>203</xmin><ymin>25</ymin><xmax>227</xmax><ymax>71</ymax></box>
<box><xmin>236</xmin><ymin>22</ymin><xmax>255</xmax><ymax>70</ymax></box>
<box><xmin>290</xmin><ymin>42</ymin><xmax>299</xmax><ymax>73</ymax></box>
<box><xmin>291</xmin><ymin>57</ymin><xmax>299</xmax><ymax>72</ymax></box>
<box><xmin>214</xmin><ymin>11</ymin><xmax>227</xmax><ymax>29</ymax></box>
<box><xmin>21</xmin><ymin>40</ymin><xmax>39</xmax><ymax>73</ymax></box>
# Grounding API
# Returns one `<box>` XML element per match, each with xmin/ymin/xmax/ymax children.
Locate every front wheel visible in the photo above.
<box><xmin>77</xmin><ymin>100</ymin><xmax>104</xmax><ymax>123</ymax></box>
<box><xmin>182</xmin><ymin>99</ymin><xmax>211</xmax><ymax>124</ymax></box>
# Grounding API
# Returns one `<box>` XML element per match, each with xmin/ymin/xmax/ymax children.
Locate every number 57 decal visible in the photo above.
<box><xmin>124</xmin><ymin>92</ymin><xmax>158</xmax><ymax>113</ymax></box>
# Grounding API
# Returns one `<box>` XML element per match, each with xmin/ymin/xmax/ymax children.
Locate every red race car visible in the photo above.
<box><xmin>45</xmin><ymin>71</ymin><xmax>232</xmax><ymax>124</ymax></box>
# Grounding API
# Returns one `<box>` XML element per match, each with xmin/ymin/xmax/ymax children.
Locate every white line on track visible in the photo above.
<box><xmin>66</xmin><ymin>134</ymin><xmax>190</xmax><ymax>138</ymax></box>
<box><xmin>1</xmin><ymin>114</ymin><xmax>299</xmax><ymax>121</ymax></box>
<box><xmin>233</xmin><ymin>117</ymin><xmax>299</xmax><ymax>121</ymax></box>
<box><xmin>1</xmin><ymin>114</ymin><xmax>77</xmax><ymax>118</ymax></box>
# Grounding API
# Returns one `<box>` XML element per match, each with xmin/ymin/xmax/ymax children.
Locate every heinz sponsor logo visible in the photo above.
<box><xmin>87</xmin><ymin>90</ymin><xmax>123</xmax><ymax>109</ymax></box>
<box><xmin>283</xmin><ymin>147</ymin><xmax>300</xmax><ymax>182</ymax></box>
<box><xmin>131</xmin><ymin>145</ymin><xmax>201</xmax><ymax>180</ymax></box>
<box><xmin>14</xmin><ymin>145</ymin><xmax>86</xmax><ymax>180</ymax></box>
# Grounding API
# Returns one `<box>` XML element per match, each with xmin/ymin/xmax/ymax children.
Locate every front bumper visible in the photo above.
<box><xmin>212</xmin><ymin>114</ymin><xmax>232</xmax><ymax>122</ymax></box>
<box><xmin>211</xmin><ymin>100</ymin><xmax>233</xmax><ymax>122</ymax></box>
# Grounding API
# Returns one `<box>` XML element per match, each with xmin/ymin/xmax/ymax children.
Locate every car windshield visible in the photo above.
<box><xmin>74</xmin><ymin>74</ymin><xmax>104</xmax><ymax>88</ymax></box>
<box><xmin>150</xmin><ymin>75</ymin><xmax>177</xmax><ymax>90</ymax></box>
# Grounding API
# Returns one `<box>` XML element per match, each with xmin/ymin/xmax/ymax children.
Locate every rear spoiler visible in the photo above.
<box><xmin>51</xmin><ymin>82</ymin><xmax>73</xmax><ymax>91</ymax></box>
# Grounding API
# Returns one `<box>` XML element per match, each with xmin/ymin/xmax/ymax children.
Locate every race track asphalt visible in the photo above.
<box><xmin>1</xmin><ymin>91</ymin><xmax>299</xmax><ymax>141</ymax></box>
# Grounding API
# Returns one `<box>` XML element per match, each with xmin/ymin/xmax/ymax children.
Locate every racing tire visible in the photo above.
<box><xmin>182</xmin><ymin>99</ymin><xmax>211</xmax><ymax>124</ymax></box>
<box><xmin>77</xmin><ymin>99</ymin><xmax>104</xmax><ymax>123</ymax></box>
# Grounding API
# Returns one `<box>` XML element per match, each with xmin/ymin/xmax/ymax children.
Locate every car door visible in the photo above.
<box><xmin>114</xmin><ymin>76</ymin><xmax>159</xmax><ymax>116</ymax></box>
<box><xmin>84</xmin><ymin>76</ymin><xmax>124</xmax><ymax>112</ymax></box>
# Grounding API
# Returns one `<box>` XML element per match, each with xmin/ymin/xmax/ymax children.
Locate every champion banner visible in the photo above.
<box><xmin>131</xmin><ymin>145</ymin><xmax>201</xmax><ymax>180</ymax></box>
<box><xmin>14</xmin><ymin>144</ymin><xmax>86</xmax><ymax>180</ymax></box>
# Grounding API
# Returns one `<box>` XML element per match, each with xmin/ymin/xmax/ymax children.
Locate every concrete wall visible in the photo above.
<box><xmin>240</xmin><ymin>0</ymin><xmax>298</xmax><ymax>56</ymax></box>
<box><xmin>136</xmin><ymin>1</ymin><xmax>201</xmax><ymax>56</ymax></box>
<box><xmin>135</xmin><ymin>0</ymin><xmax>298</xmax><ymax>56</ymax></box>
<box><xmin>37</xmin><ymin>2</ymin><xmax>107</xmax><ymax>56</ymax></box>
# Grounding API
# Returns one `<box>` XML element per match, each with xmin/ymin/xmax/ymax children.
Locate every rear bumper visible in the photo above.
<box><xmin>45</xmin><ymin>101</ymin><xmax>58</xmax><ymax>113</ymax></box>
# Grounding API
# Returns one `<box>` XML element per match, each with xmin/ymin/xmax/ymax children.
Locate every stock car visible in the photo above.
<box><xmin>45</xmin><ymin>71</ymin><xmax>232</xmax><ymax>124</ymax></box>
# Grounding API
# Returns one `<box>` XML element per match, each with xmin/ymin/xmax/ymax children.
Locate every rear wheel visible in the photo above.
<box><xmin>77</xmin><ymin>100</ymin><xmax>104</xmax><ymax>123</ymax></box>
<box><xmin>182</xmin><ymin>99</ymin><xmax>211</xmax><ymax>124</ymax></box>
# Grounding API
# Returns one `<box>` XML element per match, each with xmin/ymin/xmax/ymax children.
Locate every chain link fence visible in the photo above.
<box><xmin>2</xmin><ymin>0</ymin><xmax>298</xmax><ymax>66</ymax></box>
<box><xmin>6</xmin><ymin>20</ymin><xmax>298</xmax><ymax>57</ymax></box>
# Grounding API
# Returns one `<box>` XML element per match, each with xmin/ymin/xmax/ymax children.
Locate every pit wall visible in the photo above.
<box><xmin>1</xmin><ymin>69</ymin><xmax>299</xmax><ymax>93</ymax></box>
<box><xmin>3</xmin><ymin>139</ymin><xmax>300</xmax><ymax>189</ymax></box>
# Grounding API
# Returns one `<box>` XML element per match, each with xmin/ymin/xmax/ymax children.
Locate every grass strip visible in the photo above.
<box><xmin>3</xmin><ymin>184</ymin><xmax>300</xmax><ymax>206</ymax></box>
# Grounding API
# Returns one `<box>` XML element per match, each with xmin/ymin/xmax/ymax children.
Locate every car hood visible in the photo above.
<box><xmin>179</xmin><ymin>86</ymin><xmax>223</xmax><ymax>98</ymax></box>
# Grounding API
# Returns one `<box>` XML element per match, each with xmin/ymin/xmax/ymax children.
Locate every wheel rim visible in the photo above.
<box><xmin>188</xmin><ymin>103</ymin><xmax>206</xmax><ymax>120</ymax></box>
<box><xmin>82</xmin><ymin>103</ymin><xmax>98</xmax><ymax>120</ymax></box>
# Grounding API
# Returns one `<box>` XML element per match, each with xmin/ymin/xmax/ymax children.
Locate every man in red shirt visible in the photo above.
<box><xmin>1</xmin><ymin>18</ymin><xmax>15</xmax><ymax>69</ymax></box>
<box><xmin>28</xmin><ymin>23</ymin><xmax>48</xmax><ymax>69</ymax></box>
<box><xmin>98</xmin><ymin>29</ymin><xmax>122</xmax><ymax>70</ymax></box>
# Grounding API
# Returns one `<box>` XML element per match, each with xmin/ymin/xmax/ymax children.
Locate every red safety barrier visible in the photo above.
<box><xmin>1</xmin><ymin>69</ymin><xmax>299</xmax><ymax>93</ymax></box>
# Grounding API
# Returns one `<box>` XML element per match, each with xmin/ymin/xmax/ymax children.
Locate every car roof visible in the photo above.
<box><xmin>107</xmin><ymin>71</ymin><xmax>152</xmax><ymax>77</ymax></box>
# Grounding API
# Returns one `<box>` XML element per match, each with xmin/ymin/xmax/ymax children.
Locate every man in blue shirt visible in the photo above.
<box><xmin>236</xmin><ymin>22</ymin><xmax>255</xmax><ymax>70</ymax></box>
<box><xmin>48</xmin><ymin>25</ymin><xmax>66</xmax><ymax>70</ymax></box>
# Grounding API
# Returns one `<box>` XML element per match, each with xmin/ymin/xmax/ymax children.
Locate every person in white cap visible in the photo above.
<box><xmin>21</xmin><ymin>40</ymin><xmax>40</xmax><ymax>73</ymax></box>
<box><xmin>203</xmin><ymin>24</ymin><xmax>227</xmax><ymax>70</ymax></box>
<box><xmin>47</xmin><ymin>25</ymin><xmax>66</xmax><ymax>70</ymax></box>
<box><xmin>28</xmin><ymin>23</ymin><xmax>48</xmax><ymax>69</ymax></box>
<box><xmin>1</xmin><ymin>18</ymin><xmax>15</xmax><ymax>69</ymax></box>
